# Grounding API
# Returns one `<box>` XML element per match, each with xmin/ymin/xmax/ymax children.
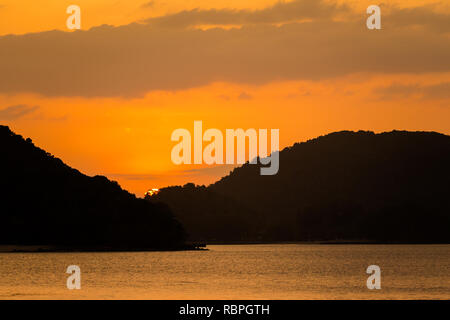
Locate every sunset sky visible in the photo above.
<box><xmin>1</xmin><ymin>0</ymin><xmax>449</xmax><ymax>196</ymax></box>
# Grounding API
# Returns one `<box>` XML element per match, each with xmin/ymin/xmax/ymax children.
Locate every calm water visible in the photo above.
<box><xmin>0</xmin><ymin>244</ymin><xmax>448</xmax><ymax>299</ymax></box>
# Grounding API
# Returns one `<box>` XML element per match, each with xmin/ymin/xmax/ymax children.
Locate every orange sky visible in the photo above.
<box><xmin>0</xmin><ymin>0</ymin><xmax>440</xmax><ymax>36</ymax></box>
<box><xmin>1</xmin><ymin>0</ymin><xmax>449</xmax><ymax>196</ymax></box>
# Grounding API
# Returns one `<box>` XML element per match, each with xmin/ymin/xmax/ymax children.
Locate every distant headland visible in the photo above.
<box><xmin>148</xmin><ymin>130</ymin><xmax>450</xmax><ymax>244</ymax></box>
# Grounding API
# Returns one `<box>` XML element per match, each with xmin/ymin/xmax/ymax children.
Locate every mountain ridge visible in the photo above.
<box><xmin>0</xmin><ymin>125</ymin><xmax>187</xmax><ymax>250</ymax></box>
<box><xmin>149</xmin><ymin>130</ymin><xmax>450</xmax><ymax>243</ymax></box>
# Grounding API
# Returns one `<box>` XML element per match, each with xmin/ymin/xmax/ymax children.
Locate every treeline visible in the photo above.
<box><xmin>147</xmin><ymin>183</ymin><xmax>262</xmax><ymax>241</ymax></box>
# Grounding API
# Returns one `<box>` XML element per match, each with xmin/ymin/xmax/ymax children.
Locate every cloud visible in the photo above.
<box><xmin>30</xmin><ymin>113</ymin><xmax>69</xmax><ymax>122</ymax></box>
<box><xmin>0</xmin><ymin>105</ymin><xmax>39</xmax><ymax>120</ymax></box>
<box><xmin>238</xmin><ymin>92</ymin><xmax>252</xmax><ymax>100</ymax></box>
<box><xmin>108</xmin><ymin>173</ymin><xmax>160</xmax><ymax>181</ymax></box>
<box><xmin>386</xmin><ymin>4</ymin><xmax>450</xmax><ymax>33</ymax></box>
<box><xmin>375</xmin><ymin>82</ymin><xmax>450</xmax><ymax>100</ymax></box>
<box><xmin>421</xmin><ymin>82</ymin><xmax>450</xmax><ymax>99</ymax></box>
<box><xmin>180</xmin><ymin>164</ymin><xmax>237</xmax><ymax>176</ymax></box>
<box><xmin>107</xmin><ymin>165</ymin><xmax>236</xmax><ymax>182</ymax></box>
<box><xmin>0</xmin><ymin>1</ymin><xmax>449</xmax><ymax>97</ymax></box>
<box><xmin>143</xmin><ymin>0</ymin><xmax>350</xmax><ymax>29</ymax></box>
<box><xmin>140</xmin><ymin>1</ymin><xmax>155</xmax><ymax>9</ymax></box>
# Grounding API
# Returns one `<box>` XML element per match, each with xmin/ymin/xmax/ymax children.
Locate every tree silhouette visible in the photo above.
<box><xmin>0</xmin><ymin>125</ymin><xmax>186</xmax><ymax>250</ymax></box>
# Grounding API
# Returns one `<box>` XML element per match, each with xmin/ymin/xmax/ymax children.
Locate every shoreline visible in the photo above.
<box><xmin>1</xmin><ymin>242</ymin><xmax>448</xmax><ymax>253</ymax></box>
<box><xmin>195</xmin><ymin>240</ymin><xmax>450</xmax><ymax>245</ymax></box>
<box><xmin>0</xmin><ymin>243</ymin><xmax>208</xmax><ymax>253</ymax></box>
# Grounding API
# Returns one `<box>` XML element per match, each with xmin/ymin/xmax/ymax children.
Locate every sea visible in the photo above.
<box><xmin>0</xmin><ymin>244</ymin><xmax>448</xmax><ymax>299</ymax></box>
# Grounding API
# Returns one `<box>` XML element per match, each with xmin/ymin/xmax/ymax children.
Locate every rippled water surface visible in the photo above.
<box><xmin>0</xmin><ymin>244</ymin><xmax>448</xmax><ymax>299</ymax></box>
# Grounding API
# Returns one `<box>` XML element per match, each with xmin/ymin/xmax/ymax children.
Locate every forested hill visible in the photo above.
<box><xmin>149</xmin><ymin>130</ymin><xmax>450</xmax><ymax>243</ymax></box>
<box><xmin>0</xmin><ymin>125</ymin><xmax>186</xmax><ymax>250</ymax></box>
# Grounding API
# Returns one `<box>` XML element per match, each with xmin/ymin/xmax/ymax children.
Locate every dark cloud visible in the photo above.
<box><xmin>0</xmin><ymin>105</ymin><xmax>39</xmax><ymax>120</ymax></box>
<box><xmin>385</xmin><ymin>4</ymin><xmax>450</xmax><ymax>33</ymax></box>
<box><xmin>0</xmin><ymin>1</ymin><xmax>449</xmax><ymax>97</ymax></box>
<box><xmin>375</xmin><ymin>82</ymin><xmax>450</xmax><ymax>100</ymax></box>
<box><xmin>144</xmin><ymin>0</ymin><xmax>350</xmax><ymax>29</ymax></box>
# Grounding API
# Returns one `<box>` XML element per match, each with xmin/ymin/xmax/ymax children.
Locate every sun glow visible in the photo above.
<box><xmin>145</xmin><ymin>188</ymin><xmax>160</xmax><ymax>197</ymax></box>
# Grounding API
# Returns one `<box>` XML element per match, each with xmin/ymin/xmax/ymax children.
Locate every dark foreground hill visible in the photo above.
<box><xmin>0</xmin><ymin>125</ymin><xmax>186</xmax><ymax>250</ymax></box>
<box><xmin>148</xmin><ymin>131</ymin><xmax>450</xmax><ymax>243</ymax></box>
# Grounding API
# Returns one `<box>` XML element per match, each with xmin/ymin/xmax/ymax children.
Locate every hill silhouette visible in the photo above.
<box><xmin>148</xmin><ymin>183</ymin><xmax>261</xmax><ymax>241</ymax></box>
<box><xmin>148</xmin><ymin>130</ymin><xmax>450</xmax><ymax>243</ymax></box>
<box><xmin>0</xmin><ymin>125</ymin><xmax>186</xmax><ymax>250</ymax></box>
